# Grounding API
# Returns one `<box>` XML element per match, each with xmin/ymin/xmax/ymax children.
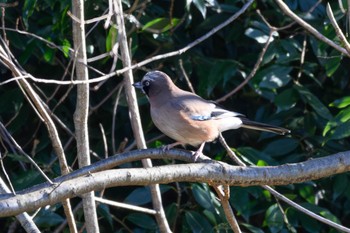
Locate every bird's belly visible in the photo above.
<box><xmin>151</xmin><ymin>107</ymin><xmax>219</xmax><ymax>146</ymax></box>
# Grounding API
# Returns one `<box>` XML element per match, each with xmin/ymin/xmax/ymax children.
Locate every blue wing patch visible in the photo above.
<box><xmin>190</xmin><ymin>115</ymin><xmax>212</xmax><ymax>121</ymax></box>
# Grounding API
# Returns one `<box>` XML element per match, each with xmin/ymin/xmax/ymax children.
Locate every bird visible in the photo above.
<box><xmin>133</xmin><ymin>70</ymin><xmax>290</xmax><ymax>161</ymax></box>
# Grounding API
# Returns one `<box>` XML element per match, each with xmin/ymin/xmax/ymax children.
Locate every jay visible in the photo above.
<box><xmin>133</xmin><ymin>70</ymin><xmax>290</xmax><ymax>160</ymax></box>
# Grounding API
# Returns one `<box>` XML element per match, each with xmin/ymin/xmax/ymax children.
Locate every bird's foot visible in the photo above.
<box><xmin>192</xmin><ymin>150</ymin><xmax>203</xmax><ymax>162</ymax></box>
<box><xmin>192</xmin><ymin>142</ymin><xmax>206</xmax><ymax>162</ymax></box>
<box><xmin>161</xmin><ymin>142</ymin><xmax>182</xmax><ymax>153</ymax></box>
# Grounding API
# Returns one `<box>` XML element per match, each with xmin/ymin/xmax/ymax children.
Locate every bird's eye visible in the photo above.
<box><xmin>143</xmin><ymin>80</ymin><xmax>150</xmax><ymax>86</ymax></box>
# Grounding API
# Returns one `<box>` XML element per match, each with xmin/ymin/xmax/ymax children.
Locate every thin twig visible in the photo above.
<box><xmin>178</xmin><ymin>59</ymin><xmax>195</xmax><ymax>93</ymax></box>
<box><xmin>0</xmin><ymin>150</ymin><xmax>15</xmax><ymax>194</ymax></box>
<box><xmin>275</xmin><ymin>0</ymin><xmax>349</xmax><ymax>56</ymax></box>
<box><xmin>99</xmin><ymin>123</ymin><xmax>108</xmax><ymax>158</ymax></box>
<box><xmin>216</xmin><ymin>31</ymin><xmax>273</xmax><ymax>103</ymax></box>
<box><xmin>218</xmin><ymin>133</ymin><xmax>350</xmax><ymax>233</ymax></box>
<box><xmin>213</xmin><ymin>185</ymin><xmax>241</xmax><ymax>233</ymax></box>
<box><xmin>112</xmin><ymin>85</ymin><xmax>124</xmax><ymax>154</ymax></box>
<box><xmin>95</xmin><ymin>197</ymin><xmax>157</xmax><ymax>214</ymax></box>
<box><xmin>0</xmin><ymin>0</ymin><xmax>254</xmax><ymax>87</ymax></box>
<box><xmin>0</xmin><ymin>122</ymin><xmax>52</xmax><ymax>184</ymax></box>
<box><xmin>326</xmin><ymin>3</ymin><xmax>350</xmax><ymax>54</ymax></box>
<box><xmin>297</xmin><ymin>35</ymin><xmax>307</xmax><ymax>81</ymax></box>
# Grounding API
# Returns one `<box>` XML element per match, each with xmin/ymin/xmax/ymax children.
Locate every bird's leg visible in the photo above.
<box><xmin>193</xmin><ymin>142</ymin><xmax>206</xmax><ymax>161</ymax></box>
<box><xmin>161</xmin><ymin>141</ymin><xmax>182</xmax><ymax>152</ymax></box>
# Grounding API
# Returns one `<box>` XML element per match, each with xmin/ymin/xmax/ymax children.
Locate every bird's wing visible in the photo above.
<box><xmin>170</xmin><ymin>92</ymin><xmax>243</xmax><ymax>121</ymax></box>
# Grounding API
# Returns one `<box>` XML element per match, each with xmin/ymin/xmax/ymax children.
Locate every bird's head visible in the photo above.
<box><xmin>133</xmin><ymin>71</ymin><xmax>174</xmax><ymax>98</ymax></box>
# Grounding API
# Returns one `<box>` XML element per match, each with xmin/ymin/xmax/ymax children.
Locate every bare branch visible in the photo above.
<box><xmin>0</xmin><ymin>175</ymin><xmax>40</xmax><ymax>232</ymax></box>
<box><xmin>0</xmin><ymin>31</ymin><xmax>77</xmax><ymax>233</ymax></box>
<box><xmin>218</xmin><ymin>134</ymin><xmax>349</xmax><ymax>232</ymax></box>
<box><xmin>275</xmin><ymin>0</ymin><xmax>349</xmax><ymax>57</ymax></box>
<box><xmin>95</xmin><ymin>197</ymin><xmax>157</xmax><ymax>215</ymax></box>
<box><xmin>71</xmin><ymin>0</ymin><xmax>98</xmax><ymax>231</ymax></box>
<box><xmin>326</xmin><ymin>3</ymin><xmax>350</xmax><ymax>54</ymax></box>
<box><xmin>113</xmin><ymin>0</ymin><xmax>171</xmax><ymax>231</ymax></box>
<box><xmin>214</xmin><ymin>185</ymin><xmax>241</xmax><ymax>233</ymax></box>
<box><xmin>0</xmin><ymin>0</ymin><xmax>254</xmax><ymax>87</ymax></box>
<box><xmin>0</xmin><ymin>148</ymin><xmax>350</xmax><ymax>232</ymax></box>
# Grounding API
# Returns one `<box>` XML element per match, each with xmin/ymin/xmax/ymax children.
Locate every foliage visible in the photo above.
<box><xmin>0</xmin><ymin>0</ymin><xmax>350</xmax><ymax>232</ymax></box>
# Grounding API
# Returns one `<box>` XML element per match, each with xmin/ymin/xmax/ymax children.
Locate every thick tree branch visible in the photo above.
<box><xmin>0</xmin><ymin>177</ymin><xmax>40</xmax><ymax>233</ymax></box>
<box><xmin>0</xmin><ymin>149</ymin><xmax>349</xmax><ymax>218</ymax></box>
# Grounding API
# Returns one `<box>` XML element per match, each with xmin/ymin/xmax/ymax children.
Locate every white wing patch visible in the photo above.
<box><xmin>189</xmin><ymin>105</ymin><xmax>244</xmax><ymax>121</ymax></box>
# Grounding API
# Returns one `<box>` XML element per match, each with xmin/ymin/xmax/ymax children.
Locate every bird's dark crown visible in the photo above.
<box><xmin>139</xmin><ymin>71</ymin><xmax>172</xmax><ymax>96</ymax></box>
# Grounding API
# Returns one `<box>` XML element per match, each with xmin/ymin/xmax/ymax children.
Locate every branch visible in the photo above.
<box><xmin>114</xmin><ymin>0</ymin><xmax>171</xmax><ymax>231</ymax></box>
<box><xmin>216</xmin><ymin>30</ymin><xmax>274</xmax><ymax>103</ymax></box>
<box><xmin>71</xmin><ymin>0</ymin><xmax>97</xmax><ymax>231</ymax></box>
<box><xmin>0</xmin><ymin>177</ymin><xmax>40</xmax><ymax>232</ymax></box>
<box><xmin>0</xmin><ymin>149</ymin><xmax>349</xmax><ymax>219</ymax></box>
<box><xmin>218</xmin><ymin>134</ymin><xmax>350</xmax><ymax>232</ymax></box>
<box><xmin>326</xmin><ymin>3</ymin><xmax>350</xmax><ymax>54</ymax></box>
<box><xmin>0</xmin><ymin>31</ymin><xmax>76</xmax><ymax>233</ymax></box>
<box><xmin>275</xmin><ymin>0</ymin><xmax>350</xmax><ymax>57</ymax></box>
<box><xmin>0</xmin><ymin>0</ymin><xmax>254</xmax><ymax>87</ymax></box>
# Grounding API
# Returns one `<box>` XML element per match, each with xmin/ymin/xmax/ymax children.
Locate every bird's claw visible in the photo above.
<box><xmin>192</xmin><ymin>150</ymin><xmax>202</xmax><ymax>162</ymax></box>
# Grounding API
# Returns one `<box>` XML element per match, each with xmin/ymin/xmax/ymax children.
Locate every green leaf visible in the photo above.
<box><xmin>254</xmin><ymin>65</ymin><xmax>292</xmax><ymax>90</ymax></box>
<box><xmin>300</xmin><ymin>214</ymin><xmax>321</xmax><ymax>233</ymax></box>
<box><xmin>13</xmin><ymin>169</ymin><xmax>44</xmax><ymax>190</ymax></box>
<box><xmin>97</xmin><ymin>204</ymin><xmax>113</xmax><ymax>229</ymax></box>
<box><xmin>7</xmin><ymin>153</ymin><xmax>32</xmax><ymax>163</ymax></box>
<box><xmin>62</xmin><ymin>39</ymin><xmax>71</xmax><ymax>58</ymax></box>
<box><xmin>264</xmin><ymin>204</ymin><xmax>284</xmax><ymax>231</ymax></box>
<box><xmin>185</xmin><ymin>211</ymin><xmax>213</xmax><ymax>232</ymax></box>
<box><xmin>43</xmin><ymin>47</ymin><xmax>54</xmax><ymax>62</ymax></box>
<box><xmin>106</xmin><ymin>25</ymin><xmax>118</xmax><ymax>52</ymax></box>
<box><xmin>298</xmin><ymin>203</ymin><xmax>338</xmax><ymax>232</ymax></box>
<box><xmin>240</xmin><ymin>223</ymin><xmax>265</xmax><ymax>233</ymax></box>
<box><xmin>299</xmin><ymin>185</ymin><xmax>315</xmax><ymax>203</ymax></box>
<box><xmin>320</xmin><ymin>210</ymin><xmax>341</xmax><ymax>223</ymax></box>
<box><xmin>324</xmin><ymin>50</ymin><xmax>342</xmax><ymax>77</ymax></box>
<box><xmin>202</xmin><ymin>209</ymin><xmax>217</xmax><ymax>225</ymax></box>
<box><xmin>275</xmin><ymin>88</ymin><xmax>298</xmax><ymax>111</ymax></box>
<box><xmin>329</xmin><ymin>96</ymin><xmax>350</xmax><ymax>108</ymax></box>
<box><xmin>192</xmin><ymin>0</ymin><xmax>207</xmax><ymax>18</ymax></box>
<box><xmin>256</xmin><ymin>160</ymin><xmax>268</xmax><ymax>166</ymax></box>
<box><xmin>263</xmin><ymin>138</ymin><xmax>299</xmax><ymax>157</ymax></box>
<box><xmin>195</xmin><ymin>57</ymin><xmax>238</xmax><ymax>96</ymax></box>
<box><xmin>245</xmin><ymin>28</ymin><xmax>272</xmax><ymax>44</ymax></box>
<box><xmin>332</xmin><ymin>174</ymin><xmax>348</xmax><ymax>200</ymax></box>
<box><xmin>294</xmin><ymin>85</ymin><xmax>332</xmax><ymax>120</ymax></box>
<box><xmin>191</xmin><ymin>183</ymin><xmax>219</xmax><ymax>213</ymax></box>
<box><xmin>328</xmin><ymin>121</ymin><xmax>350</xmax><ymax>140</ymax></box>
<box><xmin>165</xmin><ymin>203</ymin><xmax>177</xmax><ymax>226</ymax></box>
<box><xmin>126</xmin><ymin>213</ymin><xmax>157</xmax><ymax>230</ymax></box>
<box><xmin>23</xmin><ymin>0</ymin><xmax>37</xmax><ymax>28</ymax></box>
<box><xmin>236</xmin><ymin>147</ymin><xmax>278</xmax><ymax>166</ymax></box>
<box><xmin>323</xmin><ymin>106</ymin><xmax>350</xmax><ymax>137</ymax></box>
<box><xmin>229</xmin><ymin>187</ymin><xmax>262</xmax><ymax>220</ymax></box>
<box><xmin>34</xmin><ymin>209</ymin><xmax>64</xmax><ymax>227</ymax></box>
<box><xmin>124</xmin><ymin>187</ymin><xmax>151</xmax><ymax>205</ymax></box>
<box><xmin>142</xmin><ymin>18</ymin><xmax>180</xmax><ymax>32</ymax></box>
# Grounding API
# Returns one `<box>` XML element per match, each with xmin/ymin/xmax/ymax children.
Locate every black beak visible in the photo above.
<box><xmin>132</xmin><ymin>82</ymin><xmax>143</xmax><ymax>89</ymax></box>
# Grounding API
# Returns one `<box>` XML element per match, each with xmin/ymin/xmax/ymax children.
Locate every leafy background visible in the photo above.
<box><xmin>0</xmin><ymin>0</ymin><xmax>350</xmax><ymax>232</ymax></box>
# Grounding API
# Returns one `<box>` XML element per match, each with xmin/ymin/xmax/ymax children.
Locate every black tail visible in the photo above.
<box><xmin>240</xmin><ymin>118</ymin><xmax>290</xmax><ymax>135</ymax></box>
